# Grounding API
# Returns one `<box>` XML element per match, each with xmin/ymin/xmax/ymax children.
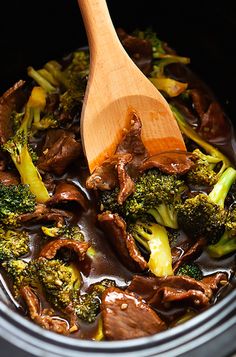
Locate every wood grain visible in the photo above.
<box><xmin>78</xmin><ymin>0</ymin><xmax>185</xmax><ymax>173</ymax></box>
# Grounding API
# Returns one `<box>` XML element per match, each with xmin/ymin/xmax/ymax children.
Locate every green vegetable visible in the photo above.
<box><xmin>27</xmin><ymin>67</ymin><xmax>57</xmax><ymax>93</ymax></box>
<box><xmin>176</xmin><ymin>263</ymin><xmax>203</xmax><ymax>280</ymax></box>
<box><xmin>32</xmin><ymin>114</ymin><xmax>58</xmax><ymax>131</ymax></box>
<box><xmin>177</xmin><ymin>167</ymin><xmax>236</xmax><ymax>243</ymax></box>
<box><xmin>151</xmin><ymin>55</ymin><xmax>190</xmax><ymax>77</ymax></box>
<box><xmin>2</xmin><ymin>259</ymin><xmax>29</xmax><ymax>295</ymax></box>
<box><xmin>75</xmin><ymin>279</ymin><xmax>115</xmax><ymax>323</ymax></box>
<box><xmin>207</xmin><ymin>206</ymin><xmax>236</xmax><ymax>257</ymax></box>
<box><xmin>171</xmin><ymin>104</ymin><xmax>231</xmax><ymax>178</ymax></box>
<box><xmin>187</xmin><ymin>149</ymin><xmax>223</xmax><ymax>186</ymax></box>
<box><xmin>36</xmin><ymin>258</ymin><xmax>81</xmax><ymax>309</ymax></box>
<box><xmin>28</xmin><ymin>50</ymin><xmax>88</xmax><ymax>120</ymax></box>
<box><xmin>41</xmin><ymin>225</ymin><xmax>84</xmax><ymax>241</ymax></box>
<box><xmin>127</xmin><ymin>169</ymin><xmax>185</xmax><ymax>228</ymax></box>
<box><xmin>99</xmin><ymin>188</ymin><xmax>124</xmax><ymax>215</ymax></box>
<box><xmin>2</xmin><ymin>87</ymin><xmax>50</xmax><ymax>203</ymax></box>
<box><xmin>0</xmin><ymin>183</ymin><xmax>36</xmax><ymax>226</ymax></box>
<box><xmin>130</xmin><ymin>221</ymin><xmax>173</xmax><ymax>277</ymax></box>
<box><xmin>150</xmin><ymin>77</ymin><xmax>188</xmax><ymax>97</ymax></box>
<box><xmin>0</xmin><ymin>227</ymin><xmax>30</xmax><ymax>261</ymax></box>
<box><xmin>100</xmin><ymin>169</ymin><xmax>185</xmax><ymax>229</ymax></box>
<box><xmin>133</xmin><ymin>28</ymin><xmax>166</xmax><ymax>57</ymax></box>
<box><xmin>135</xmin><ymin>29</ymin><xmax>190</xmax><ymax>97</ymax></box>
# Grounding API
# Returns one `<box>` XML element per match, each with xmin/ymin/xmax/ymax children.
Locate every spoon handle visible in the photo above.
<box><xmin>77</xmin><ymin>0</ymin><xmax>123</xmax><ymax>60</ymax></box>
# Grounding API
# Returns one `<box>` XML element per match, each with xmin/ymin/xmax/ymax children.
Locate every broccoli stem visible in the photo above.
<box><xmin>148</xmin><ymin>204</ymin><xmax>178</xmax><ymax>229</ymax></box>
<box><xmin>27</xmin><ymin>66</ymin><xmax>56</xmax><ymax>93</ymax></box>
<box><xmin>93</xmin><ymin>317</ymin><xmax>104</xmax><ymax>341</ymax></box>
<box><xmin>148</xmin><ymin>225</ymin><xmax>173</xmax><ymax>277</ymax></box>
<box><xmin>11</xmin><ymin>145</ymin><xmax>49</xmax><ymax>203</ymax></box>
<box><xmin>207</xmin><ymin>231</ymin><xmax>236</xmax><ymax>258</ymax></box>
<box><xmin>170</xmin><ymin>104</ymin><xmax>231</xmax><ymax>176</ymax></box>
<box><xmin>3</xmin><ymin>87</ymin><xmax>50</xmax><ymax>203</ymax></box>
<box><xmin>208</xmin><ymin>167</ymin><xmax>236</xmax><ymax>208</ymax></box>
<box><xmin>133</xmin><ymin>222</ymin><xmax>173</xmax><ymax>277</ymax></box>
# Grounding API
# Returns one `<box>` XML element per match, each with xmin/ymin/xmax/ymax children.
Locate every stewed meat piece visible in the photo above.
<box><xmin>101</xmin><ymin>287</ymin><xmax>166</xmax><ymax>340</ymax></box>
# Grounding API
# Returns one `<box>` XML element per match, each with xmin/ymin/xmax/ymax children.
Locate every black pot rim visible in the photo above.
<box><xmin>0</xmin><ymin>285</ymin><xmax>236</xmax><ymax>357</ymax></box>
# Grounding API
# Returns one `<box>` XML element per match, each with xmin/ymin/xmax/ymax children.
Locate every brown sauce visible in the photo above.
<box><xmin>1</xmin><ymin>39</ymin><xmax>236</xmax><ymax>341</ymax></box>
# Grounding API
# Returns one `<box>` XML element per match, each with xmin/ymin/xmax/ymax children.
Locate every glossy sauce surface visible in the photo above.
<box><xmin>0</xmin><ymin>55</ymin><xmax>236</xmax><ymax>341</ymax></box>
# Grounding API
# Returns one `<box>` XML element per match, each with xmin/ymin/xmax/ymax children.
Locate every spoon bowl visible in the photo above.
<box><xmin>78</xmin><ymin>0</ymin><xmax>186</xmax><ymax>173</ymax></box>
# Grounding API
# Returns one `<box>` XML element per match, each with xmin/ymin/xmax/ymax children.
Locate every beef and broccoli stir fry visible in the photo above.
<box><xmin>0</xmin><ymin>28</ymin><xmax>236</xmax><ymax>341</ymax></box>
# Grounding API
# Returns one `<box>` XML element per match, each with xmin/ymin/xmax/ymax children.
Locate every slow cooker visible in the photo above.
<box><xmin>0</xmin><ymin>1</ymin><xmax>235</xmax><ymax>356</ymax></box>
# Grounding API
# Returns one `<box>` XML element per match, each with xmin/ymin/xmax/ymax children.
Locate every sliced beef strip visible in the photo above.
<box><xmin>127</xmin><ymin>273</ymin><xmax>227</xmax><ymax>309</ymax></box>
<box><xmin>47</xmin><ymin>181</ymin><xmax>89</xmax><ymax>210</ymax></box>
<box><xmin>116</xmin><ymin>111</ymin><xmax>148</xmax><ymax>174</ymax></box>
<box><xmin>20</xmin><ymin>285</ymin><xmax>74</xmax><ymax>335</ymax></box>
<box><xmin>37</xmin><ymin>129</ymin><xmax>81</xmax><ymax>175</ymax></box>
<box><xmin>201</xmin><ymin>272</ymin><xmax>229</xmax><ymax>290</ymax></box>
<box><xmin>98</xmin><ymin>212</ymin><xmax>147</xmax><ymax>272</ymax></box>
<box><xmin>86</xmin><ymin>112</ymin><xmax>148</xmax><ymax>203</ymax></box>
<box><xmin>190</xmin><ymin>89</ymin><xmax>211</xmax><ymax>117</ymax></box>
<box><xmin>116</xmin><ymin>28</ymin><xmax>153</xmax><ymax>76</ymax></box>
<box><xmin>198</xmin><ymin>101</ymin><xmax>232</xmax><ymax>143</ymax></box>
<box><xmin>0</xmin><ymin>152</ymin><xmax>7</xmax><ymax>171</ymax></box>
<box><xmin>0</xmin><ymin>159</ymin><xmax>5</xmax><ymax>171</ymax></box>
<box><xmin>18</xmin><ymin>203</ymin><xmax>73</xmax><ymax>226</ymax></box>
<box><xmin>172</xmin><ymin>238</ymin><xmax>206</xmax><ymax>272</ymax></box>
<box><xmin>101</xmin><ymin>287</ymin><xmax>166</xmax><ymax>340</ymax></box>
<box><xmin>42</xmin><ymin>173</ymin><xmax>56</xmax><ymax>193</ymax></box>
<box><xmin>141</xmin><ymin>151</ymin><xmax>195</xmax><ymax>175</ymax></box>
<box><xmin>0</xmin><ymin>80</ymin><xmax>28</xmax><ymax>144</ymax></box>
<box><xmin>87</xmin><ymin>110</ymin><xmax>194</xmax><ymax>200</ymax></box>
<box><xmin>39</xmin><ymin>239</ymin><xmax>90</xmax><ymax>260</ymax></box>
<box><xmin>188</xmin><ymin>89</ymin><xmax>232</xmax><ymax>143</ymax></box>
<box><xmin>86</xmin><ymin>154</ymin><xmax>131</xmax><ymax>192</ymax></box>
<box><xmin>0</xmin><ymin>170</ymin><xmax>19</xmax><ymax>185</ymax></box>
<box><xmin>116</xmin><ymin>154</ymin><xmax>135</xmax><ymax>204</ymax></box>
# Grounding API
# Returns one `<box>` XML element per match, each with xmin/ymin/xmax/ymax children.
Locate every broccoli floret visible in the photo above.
<box><xmin>207</xmin><ymin>206</ymin><xmax>236</xmax><ymax>257</ymax></box>
<box><xmin>0</xmin><ymin>226</ymin><xmax>30</xmax><ymax>261</ymax></box>
<box><xmin>32</xmin><ymin>114</ymin><xmax>58</xmax><ymax>131</ymax></box>
<box><xmin>133</xmin><ymin>27</ymin><xmax>166</xmax><ymax>57</ymax></box>
<box><xmin>135</xmin><ymin>29</ymin><xmax>190</xmax><ymax>97</ymax></box>
<box><xmin>63</xmin><ymin>50</ymin><xmax>89</xmax><ymax>80</ymax></box>
<box><xmin>177</xmin><ymin>167</ymin><xmax>236</xmax><ymax>243</ymax></box>
<box><xmin>59</xmin><ymin>87</ymin><xmax>84</xmax><ymax>117</ymax></box>
<box><xmin>176</xmin><ymin>263</ymin><xmax>203</xmax><ymax>280</ymax></box>
<box><xmin>35</xmin><ymin>258</ymin><xmax>81</xmax><ymax>309</ymax></box>
<box><xmin>100</xmin><ymin>169</ymin><xmax>185</xmax><ymax>229</ymax></box>
<box><xmin>130</xmin><ymin>221</ymin><xmax>173</xmax><ymax>277</ymax></box>
<box><xmin>2</xmin><ymin>259</ymin><xmax>28</xmax><ymax>295</ymax></box>
<box><xmin>75</xmin><ymin>279</ymin><xmax>116</xmax><ymax>323</ymax></box>
<box><xmin>75</xmin><ymin>291</ymin><xmax>100</xmax><ymax>323</ymax></box>
<box><xmin>28</xmin><ymin>52</ymin><xmax>88</xmax><ymax>121</ymax></box>
<box><xmin>99</xmin><ymin>188</ymin><xmax>124</xmax><ymax>215</ymax></box>
<box><xmin>170</xmin><ymin>105</ymin><xmax>231</xmax><ymax>177</ymax></box>
<box><xmin>126</xmin><ymin>169</ymin><xmax>186</xmax><ymax>228</ymax></box>
<box><xmin>41</xmin><ymin>225</ymin><xmax>84</xmax><ymax>241</ymax></box>
<box><xmin>167</xmin><ymin>229</ymin><xmax>180</xmax><ymax>247</ymax></box>
<box><xmin>0</xmin><ymin>183</ymin><xmax>36</xmax><ymax>226</ymax></box>
<box><xmin>2</xmin><ymin>87</ymin><xmax>50</xmax><ymax>203</ymax></box>
<box><xmin>186</xmin><ymin>149</ymin><xmax>222</xmax><ymax>186</ymax></box>
<box><xmin>10</xmin><ymin>111</ymin><xmax>24</xmax><ymax>132</ymax></box>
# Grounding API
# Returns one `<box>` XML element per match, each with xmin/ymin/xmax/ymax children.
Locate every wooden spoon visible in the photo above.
<box><xmin>78</xmin><ymin>0</ymin><xmax>186</xmax><ymax>173</ymax></box>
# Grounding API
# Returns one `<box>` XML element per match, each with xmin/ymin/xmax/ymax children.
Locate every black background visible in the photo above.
<box><xmin>0</xmin><ymin>0</ymin><xmax>236</xmax><ymax>123</ymax></box>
